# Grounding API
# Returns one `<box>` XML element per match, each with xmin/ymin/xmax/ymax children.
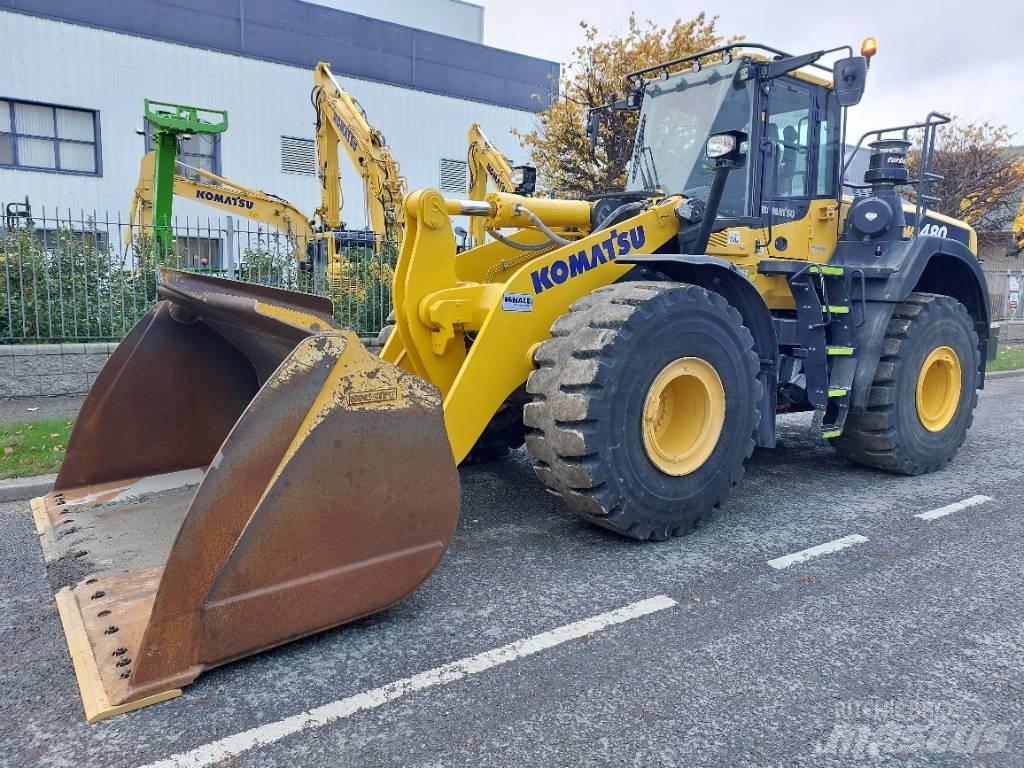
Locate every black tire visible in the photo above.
<box><xmin>524</xmin><ymin>281</ymin><xmax>761</xmax><ymax>541</ymax></box>
<box><xmin>461</xmin><ymin>386</ymin><xmax>529</xmax><ymax>465</ymax></box>
<box><xmin>832</xmin><ymin>293</ymin><xmax>979</xmax><ymax>475</ymax></box>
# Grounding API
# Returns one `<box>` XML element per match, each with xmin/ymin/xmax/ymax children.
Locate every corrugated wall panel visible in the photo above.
<box><xmin>0</xmin><ymin>12</ymin><xmax>538</xmax><ymax>229</ymax></box>
<box><xmin>0</xmin><ymin>0</ymin><xmax>557</xmax><ymax>112</ymax></box>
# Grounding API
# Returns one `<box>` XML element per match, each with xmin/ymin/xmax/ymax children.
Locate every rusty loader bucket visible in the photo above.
<box><xmin>32</xmin><ymin>269</ymin><xmax>460</xmax><ymax>721</ymax></box>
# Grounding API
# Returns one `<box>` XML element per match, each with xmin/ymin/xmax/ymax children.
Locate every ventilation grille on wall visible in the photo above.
<box><xmin>281</xmin><ymin>136</ymin><xmax>316</xmax><ymax>175</ymax></box>
<box><xmin>439</xmin><ymin>158</ymin><xmax>468</xmax><ymax>195</ymax></box>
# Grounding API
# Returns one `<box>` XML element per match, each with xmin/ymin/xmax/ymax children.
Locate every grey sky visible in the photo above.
<box><xmin>478</xmin><ymin>0</ymin><xmax>1024</xmax><ymax>141</ymax></box>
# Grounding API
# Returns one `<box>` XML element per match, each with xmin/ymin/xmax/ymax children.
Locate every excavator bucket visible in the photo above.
<box><xmin>32</xmin><ymin>268</ymin><xmax>460</xmax><ymax>722</ymax></box>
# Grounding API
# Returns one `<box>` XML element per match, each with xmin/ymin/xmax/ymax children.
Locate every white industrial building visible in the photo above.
<box><xmin>0</xmin><ymin>0</ymin><xmax>557</xmax><ymax>260</ymax></box>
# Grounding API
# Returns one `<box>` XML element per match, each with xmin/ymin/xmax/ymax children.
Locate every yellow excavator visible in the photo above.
<box><xmin>466</xmin><ymin>122</ymin><xmax>536</xmax><ymax>246</ymax></box>
<box><xmin>1012</xmin><ymin>196</ymin><xmax>1024</xmax><ymax>254</ymax></box>
<box><xmin>35</xmin><ymin>39</ymin><xmax>992</xmax><ymax>721</ymax></box>
<box><xmin>126</xmin><ymin>150</ymin><xmax>315</xmax><ymax>262</ymax></box>
<box><xmin>312</xmin><ymin>61</ymin><xmax>407</xmax><ymax>250</ymax></box>
<box><xmin>130</xmin><ymin>63</ymin><xmax>407</xmax><ymax>279</ymax></box>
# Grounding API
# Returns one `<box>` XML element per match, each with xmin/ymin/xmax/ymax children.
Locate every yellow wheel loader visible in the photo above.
<box><xmin>35</xmin><ymin>40</ymin><xmax>991</xmax><ymax>720</ymax></box>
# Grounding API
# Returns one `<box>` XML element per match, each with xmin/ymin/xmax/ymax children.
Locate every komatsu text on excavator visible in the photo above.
<box><xmin>35</xmin><ymin>39</ymin><xmax>991</xmax><ymax>721</ymax></box>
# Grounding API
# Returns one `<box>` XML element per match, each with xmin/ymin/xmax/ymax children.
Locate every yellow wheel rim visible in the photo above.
<box><xmin>916</xmin><ymin>345</ymin><xmax>961</xmax><ymax>432</ymax></box>
<box><xmin>641</xmin><ymin>357</ymin><xmax>726</xmax><ymax>476</ymax></box>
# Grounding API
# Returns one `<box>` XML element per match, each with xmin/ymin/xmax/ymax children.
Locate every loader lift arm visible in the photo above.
<box><xmin>313</xmin><ymin>62</ymin><xmax>407</xmax><ymax>245</ymax></box>
<box><xmin>127</xmin><ymin>151</ymin><xmax>315</xmax><ymax>261</ymax></box>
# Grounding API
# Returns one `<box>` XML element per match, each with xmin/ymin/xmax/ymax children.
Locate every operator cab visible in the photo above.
<box><xmin>582</xmin><ymin>42</ymin><xmax>879</xmax><ymax>261</ymax></box>
<box><xmin>621</xmin><ymin>45</ymin><xmax>853</xmax><ymax>255</ymax></box>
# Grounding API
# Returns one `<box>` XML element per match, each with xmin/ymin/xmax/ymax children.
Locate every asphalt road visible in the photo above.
<box><xmin>2</xmin><ymin>375</ymin><xmax>1022</xmax><ymax>767</ymax></box>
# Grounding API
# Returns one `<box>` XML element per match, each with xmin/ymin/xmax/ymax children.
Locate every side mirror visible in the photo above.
<box><xmin>834</xmin><ymin>55</ymin><xmax>867</xmax><ymax>107</ymax></box>
<box><xmin>587</xmin><ymin>110</ymin><xmax>601</xmax><ymax>153</ymax></box>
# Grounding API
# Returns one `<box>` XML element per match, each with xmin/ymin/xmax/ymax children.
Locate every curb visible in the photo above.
<box><xmin>987</xmin><ymin>368</ymin><xmax>1024</xmax><ymax>380</ymax></box>
<box><xmin>0</xmin><ymin>473</ymin><xmax>56</xmax><ymax>503</ymax></box>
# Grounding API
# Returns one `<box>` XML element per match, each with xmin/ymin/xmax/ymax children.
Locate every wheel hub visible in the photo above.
<box><xmin>916</xmin><ymin>345</ymin><xmax>961</xmax><ymax>432</ymax></box>
<box><xmin>642</xmin><ymin>357</ymin><xmax>725</xmax><ymax>476</ymax></box>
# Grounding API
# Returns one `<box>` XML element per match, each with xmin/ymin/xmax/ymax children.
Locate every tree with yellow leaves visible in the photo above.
<box><xmin>911</xmin><ymin>120</ymin><xmax>1024</xmax><ymax>232</ymax></box>
<box><xmin>515</xmin><ymin>14</ymin><xmax>736</xmax><ymax>197</ymax></box>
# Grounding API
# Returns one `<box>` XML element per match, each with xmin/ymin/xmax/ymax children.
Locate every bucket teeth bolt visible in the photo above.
<box><xmin>112</xmin><ymin>647</ymin><xmax>127</xmax><ymax>656</ymax></box>
<box><xmin>120</xmin><ymin>672</ymin><xmax>131</xmax><ymax>680</ymax></box>
<box><xmin>103</xmin><ymin>625</ymin><xmax>119</xmax><ymax>635</ymax></box>
<box><xmin>90</xmin><ymin>590</ymin><xmax>106</xmax><ymax>600</ymax></box>
<box><xmin>115</xmin><ymin>658</ymin><xmax>131</xmax><ymax>668</ymax></box>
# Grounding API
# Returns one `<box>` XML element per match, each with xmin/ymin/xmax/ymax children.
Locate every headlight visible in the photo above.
<box><xmin>705</xmin><ymin>134</ymin><xmax>737</xmax><ymax>159</ymax></box>
<box><xmin>511</xmin><ymin>165</ymin><xmax>537</xmax><ymax>195</ymax></box>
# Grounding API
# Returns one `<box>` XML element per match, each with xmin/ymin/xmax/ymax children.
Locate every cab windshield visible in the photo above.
<box><xmin>627</xmin><ymin>61</ymin><xmax>754</xmax><ymax>217</ymax></box>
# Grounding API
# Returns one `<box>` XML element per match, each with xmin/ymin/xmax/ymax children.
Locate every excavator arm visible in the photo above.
<box><xmin>466</xmin><ymin>123</ymin><xmax>537</xmax><ymax>246</ymax></box>
<box><xmin>467</xmin><ymin>123</ymin><xmax>515</xmax><ymax>246</ymax></box>
<box><xmin>127</xmin><ymin>151</ymin><xmax>315</xmax><ymax>261</ymax></box>
<box><xmin>313</xmin><ymin>62</ymin><xmax>407</xmax><ymax>245</ymax></box>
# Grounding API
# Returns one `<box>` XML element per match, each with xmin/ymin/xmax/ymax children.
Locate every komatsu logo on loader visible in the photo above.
<box><xmin>530</xmin><ymin>225</ymin><xmax>646</xmax><ymax>294</ymax></box>
<box><xmin>195</xmin><ymin>190</ymin><xmax>255</xmax><ymax>210</ymax></box>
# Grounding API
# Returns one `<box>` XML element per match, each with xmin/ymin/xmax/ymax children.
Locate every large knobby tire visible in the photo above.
<box><xmin>524</xmin><ymin>281</ymin><xmax>761</xmax><ymax>541</ymax></box>
<box><xmin>832</xmin><ymin>293</ymin><xmax>979</xmax><ymax>475</ymax></box>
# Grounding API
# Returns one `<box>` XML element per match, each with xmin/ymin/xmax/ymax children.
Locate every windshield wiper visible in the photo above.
<box><xmin>640</xmin><ymin>146</ymin><xmax>661</xmax><ymax>191</ymax></box>
<box><xmin>629</xmin><ymin>115</ymin><xmax>664</xmax><ymax>192</ymax></box>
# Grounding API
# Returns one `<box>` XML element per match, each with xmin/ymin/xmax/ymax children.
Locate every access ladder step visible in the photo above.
<box><xmin>826</xmin><ymin>345</ymin><xmax>855</xmax><ymax>356</ymax></box>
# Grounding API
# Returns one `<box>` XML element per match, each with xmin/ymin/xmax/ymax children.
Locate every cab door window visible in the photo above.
<box><xmin>765</xmin><ymin>81</ymin><xmax>813</xmax><ymax>198</ymax></box>
<box><xmin>816</xmin><ymin>90</ymin><xmax>840</xmax><ymax>197</ymax></box>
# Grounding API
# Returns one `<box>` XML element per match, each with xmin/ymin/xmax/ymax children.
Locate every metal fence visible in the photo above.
<box><xmin>0</xmin><ymin>206</ymin><xmax>395</xmax><ymax>343</ymax></box>
<box><xmin>983</xmin><ymin>268</ymin><xmax>1024</xmax><ymax>322</ymax></box>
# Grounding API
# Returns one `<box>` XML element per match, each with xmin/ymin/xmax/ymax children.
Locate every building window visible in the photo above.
<box><xmin>281</xmin><ymin>136</ymin><xmax>316</xmax><ymax>175</ymax></box>
<box><xmin>144</xmin><ymin>121</ymin><xmax>220</xmax><ymax>181</ymax></box>
<box><xmin>175</xmin><ymin>236</ymin><xmax>222</xmax><ymax>269</ymax></box>
<box><xmin>0</xmin><ymin>99</ymin><xmax>100</xmax><ymax>175</ymax></box>
<box><xmin>439</xmin><ymin>158</ymin><xmax>467</xmax><ymax>195</ymax></box>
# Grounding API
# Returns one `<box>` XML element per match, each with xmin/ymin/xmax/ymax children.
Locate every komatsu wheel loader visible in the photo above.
<box><xmin>35</xmin><ymin>39</ymin><xmax>991</xmax><ymax>721</ymax></box>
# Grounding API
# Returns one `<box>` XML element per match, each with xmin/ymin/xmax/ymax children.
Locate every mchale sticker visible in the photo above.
<box><xmin>502</xmin><ymin>293</ymin><xmax>534</xmax><ymax>312</ymax></box>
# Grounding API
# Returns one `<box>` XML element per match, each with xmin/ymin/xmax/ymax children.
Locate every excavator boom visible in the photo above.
<box><xmin>127</xmin><ymin>152</ymin><xmax>314</xmax><ymax>261</ymax></box>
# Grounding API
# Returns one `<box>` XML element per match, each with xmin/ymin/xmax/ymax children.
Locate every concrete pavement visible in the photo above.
<box><xmin>1</xmin><ymin>376</ymin><xmax>1022</xmax><ymax>767</ymax></box>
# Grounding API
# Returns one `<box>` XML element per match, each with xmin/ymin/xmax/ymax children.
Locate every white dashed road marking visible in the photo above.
<box><xmin>767</xmin><ymin>534</ymin><xmax>869</xmax><ymax>570</ymax></box>
<box><xmin>138</xmin><ymin>595</ymin><xmax>678</xmax><ymax>768</ymax></box>
<box><xmin>915</xmin><ymin>495</ymin><xmax>993</xmax><ymax>521</ymax></box>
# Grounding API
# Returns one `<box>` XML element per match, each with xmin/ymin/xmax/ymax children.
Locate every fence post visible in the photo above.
<box><xmin>224</xmin><ymin>215</ymin><xmax>235</xmax><ymax>280</ymax></box>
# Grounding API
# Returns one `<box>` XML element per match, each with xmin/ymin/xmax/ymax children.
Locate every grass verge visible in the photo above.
<box><xmin>0</xmin><ymin>418</ymin><xmax>72</xmax><ymax>480</ymax></box>
<box><xmin>989</xmin><ymin>344</ymin><xmax>1024</xmax><ymax>373</ymax></box>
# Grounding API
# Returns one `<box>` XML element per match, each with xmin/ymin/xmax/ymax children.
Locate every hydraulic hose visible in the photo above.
<box><xmin>593</xmin><ymin>201</ymin><xmax>645</xmax><ymax>231</ymax></box>
<box><xmin>512</xmin><ymin>204</ymin><xmax>573</xmax><ymax>247</ymax></box>
<box><xmin>486</xmin><ymin>228</ymin><xmax>559</xmax><ymax>251</ymax></box>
